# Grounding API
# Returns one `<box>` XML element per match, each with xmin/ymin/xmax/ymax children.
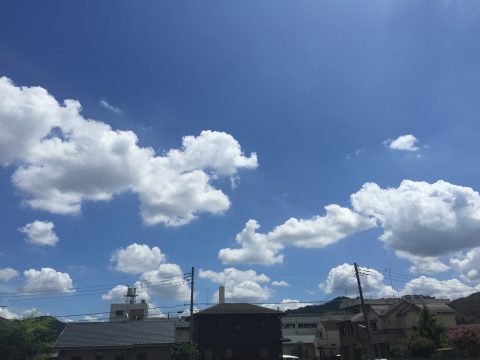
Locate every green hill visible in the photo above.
<box><xmin>450</xmin><ymin>292</ymin><xmax>480</xmax><ymax>324</ymax></box>
<box><xmin>286</xmin><ymin>296</ymin><xmax>350</xmax><ymax>314</ymax></box>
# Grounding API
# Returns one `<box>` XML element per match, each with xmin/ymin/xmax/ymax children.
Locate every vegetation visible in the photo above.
<box><xmin>450</xmin><ymin>291</ymin><xmax>480</xmax><ymax>324</ymax></box>
<box><xmin>0</xmin><ymin>316</ymin><xmax>63</xmax><ymax>360</ymax></box>
<box><xmin>286</xmin><ymin>297</ymin><xmax>349</xmax><ymax>314</ymax></box>
<box><xmin>448</xmin><ymin>325</ymin><xmax>480</xmax><ymax>357</ymax></box>
<box><xmin>391</xmin><ymin>305</ymin><xmax>446</xmax><ymax>358</ymax></box>
<box><xmin>172</xmin><ymin>342</ymin><xmax>200</xmax><ymax>360</ymax></box>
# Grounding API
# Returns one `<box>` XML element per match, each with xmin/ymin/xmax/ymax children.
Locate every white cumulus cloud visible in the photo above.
<box><xmin>102</xmin><ymin>281</ymin><xmax>150</xmax><ymax>302</ymax></box>
<box><xmin>199</xmin><ymin>268</ymin><xmax>271</xmax><ymax>303</ymax></box>
<box><xmin>22</xmin><ymin>268</ymin><xmax>74</xmax><ymax>293</ymax></box>
<box><xmin>0</xmin><ymin>307</ymin><xmax>20</xmax><ymax>319</ymax></box>
<box><xmin>105</xmin><ymin>244</ymin><xmax>190</xmax><ymax>303</ymax></box>
<box><xmin>219</xmin><ymin>205</ymin><xmax>375</xmax><ymax>265</ymax></box>
<box><xmin>111</xmin><ymin>243</ymin><xmax>166</xmax><ymax>274</ymax></box>
<box><xmin>450</xmin><ymin>248</ymin><xmax>480</xmax><ymax>282</ymax></box>
<box><xmin>395</xmin><ymin>251</ymin><xmax>450</xmax><ymax>274</ymax></box>
<box><xmin>18</xmin><ymin>220</ymin><xmax>59</xmax><ymax>246</ymax></box>
<box><xmin>263</xmin><ymin>299</ymin><xmax>312</xmax><ymax>311</ymax></box>
<box><xmin>351</xmin><ymin>180</ymin><xmax>480</xmax><ymax>258</ymax></box>
<box><xmin>0</xmin><ymin>267</ymin><xmax>19</xmax><ymax>281</ymax></box>
<box><xmin>140</xmin><ymin>263</ymin><xmax>190</xmax><ymax>301</ymax></box>
<box><xmin>384</xmin><ymin>134</ymin><xmax>420</xmax><ymax>151</ymax></box>
<box><xmin>320</xmin><ymin>263</ymin><xmax>480</xmax><ymax>301</ymax></box>
<box><xmin>319</xmin><ymin>263</ymin><xmax>397</xmax><ymax>298</ymax></box>
<box><xmin>0</xmin><ymin>77</ymin><xmax>257</xmax><ymax>226</ymax></box>
<box><xmin>272</xmin><ymin>281</ymin><xmax>289</xmax><ymax>287</ymax></box>
<box><xmin>400</xmin><ymin>276</ymin><xmax>480</xmax><ymax>299</ymax></box>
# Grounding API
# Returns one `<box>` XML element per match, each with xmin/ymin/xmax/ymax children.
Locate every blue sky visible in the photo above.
<box><xmin>1</xmin><ymin>0</ymin><xmax>480</xmax><ymax>321</ymax></box>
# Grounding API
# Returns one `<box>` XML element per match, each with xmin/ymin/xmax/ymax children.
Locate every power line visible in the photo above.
<box><xmin>1</xmin><ymin>280</ymin><xmax>189</xmax><ymax>303</ymax></box>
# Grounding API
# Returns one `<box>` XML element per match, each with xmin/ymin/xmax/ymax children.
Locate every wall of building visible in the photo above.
<box><xmin>109</xmin><ymin>303</ymin><xmax>148</xmax><ymax>322</ymax></box>
<box><xmin>58</xmin><ymin>346</ymin><xmax>171</xmax><ymax>360</ymax></box>
<box><xmin>194</xmin><ymin>314</ymin><xmax>282</xmax><ymax>360</ymax></box>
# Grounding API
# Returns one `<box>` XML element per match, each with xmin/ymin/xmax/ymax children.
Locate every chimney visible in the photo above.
<box><xmin>219</xmin><ymin>286</ymin><xmax>225</xmax><ymax>304</ymax></box>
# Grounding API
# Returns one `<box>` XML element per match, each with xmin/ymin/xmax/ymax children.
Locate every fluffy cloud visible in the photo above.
<box><xmin>263</xmin><ymin>299</ymin><xmax>313</xmax><ymax>311</ymax></box>
<box><xmin>22</xmin><ymin>268</ymin><xmax>74</xmax><ymax>293</ymax></box>
<box><xmin>272</xmin><ymin>281</ymin><xmax>289</xmax><ymax>287</ymax></box>
<box><xmin>395</xmin><ymin>251</ymin><xmax>449</xmax><ymax>274</ymax></box>
<box><xmin>450</xmin><ymin>248</ymin><xmax>480</xmax><ymax>282</ymax></box>
<box><xmin>0</xmin><ymin>267</ymin><xmax>19</xmax><ymax>281</ymax></box>
<box><xmin>140</xmin><ymin>263</ymin><xmax>190</xmax><ymax>301</ymax></box>
<box><xmin>319</xmin><ymin>263</ymin><xmax>397</xmax><ymax>298</ymax></box>
<box><xmin>199</xmin><ymin>268</ymin><xmax>271</xmax><ymax>303</ymax></box>
<box><xmin>105</xmin><ymin>244</ymin><xmax>190</xmax><ymax>303</ymax></box>
<box><xmin>102</xmin><ymin>281</ymin><xmax>150</xmax><ymax>302</ymax></box>
<box><xmin>384</xmin><ymin>134</ymin><xmax>419</xmax><ymax>151</ymax></box>
<box><xmin>0</xmin><ymin>77</ymin><xmax>257</xmax><ymax>226</ymax></box>
<box><xmin>111</xmin><ymin>243</ymin><xmax>166</xmax><ymax>274</ymax></box>
<box><xmin>351</xmin><ymin>180</ymin><xmax>480</xmax><ymax>257</ymax></box>
<box><xmin>18</xmin><ymin>220</ymin><xmax>59</xmax><ymax>246</ymax></box>
<box><xmin>0</xmin><ymin>307</ymin><xmax>20</xmax><ymax>320</ymax></box>
<box><xmin>400</xmin><ymin>276</ymin><xmax>480</xmax><ymax>300</ymax></box>
<box><xmin>320</xmin><ymin>263</ymin><xmax>480</xmax><ymax>301</ymax></box>
<box><xmin>220</xmin><ymin>179</ymin><xmax>480</xmax><ymax>271</ymax></box>
<box><xmin>219</xmin><ymin>205</ymin><xmax>375</xmax><ymax>265</ymax></box>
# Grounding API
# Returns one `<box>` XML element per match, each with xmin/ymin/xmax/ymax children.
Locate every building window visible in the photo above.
<box><xmin>282</xmin><ymin>323</ymin><xmax>295</xmax><ymax>329</ymax></box>
<box><xmin>259</xmin><ymin>319</ymin><xmax>266</xmax><ymax>328</ymax></box>
<box><xmin>318</xmin><ymin>330</ymin><xmax>323</xmax><ymax>338</ymax></box>
<box><xmin>298</xmin><ymin>323</ymin><xmax>317</xmax><ymax>329</ymax></box>
<box><xmin>369</xmin><ymin>320</ymin><xmax>377</xmax><ymax>331</ymax></box>
<box><xmin>115</xmin><ymin>310</ymin><xmax>124</xmax><ymax>316</ymax></box>
<box><xmin>137</xmin><ymin>353</ymin><xmax>147</xmax><ymax>360</ymax></box>
<box><xmin>341</xmin><ymin>323</ymin><xmax>353</xmax><ymax>335</ymax></box>
<box><xmin>95</xmin><ymin>352</ymin><xmax>103</xmax><ymax>360</ymax></box>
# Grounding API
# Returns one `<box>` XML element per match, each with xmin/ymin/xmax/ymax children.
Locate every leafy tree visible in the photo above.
<box><xmin>0</xmin><ymin>316</ymin><xmax>57</xmax><ymax>360</ymax></box>
<box><xmin>412</xmin><ymin>305</ymin><xmax>444</xmax><ymax>347</ymax></box>
<box><xmin>391</xmin><ymin>305</ymin><xmax>446</xmax><ymax>358</ymax></box>
<box><xmin>448</xmin><ymin>325</ymin><xmax>480</xmax><ymax>357</ymax></box>
<box><xmin>406</xmin><ymin>335</ymin><xmax>436</xmax><ymax>357</ymax></box>
<box><xmin>172</xmin><ymin>343</ymin><xmax>200</xmax><ymax>360</ymax></box>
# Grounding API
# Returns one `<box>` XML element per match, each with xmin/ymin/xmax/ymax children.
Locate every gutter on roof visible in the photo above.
<box><xmin>55</xmin><ymin>343</ymin><xmax>173</xmax><ymax>351</ymax></box>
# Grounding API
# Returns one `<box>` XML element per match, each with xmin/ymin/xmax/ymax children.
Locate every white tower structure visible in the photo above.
<box><xmin>109</xmin><ymin>287</ymin><xmax>148</xmax><ymax>322</ymax></box>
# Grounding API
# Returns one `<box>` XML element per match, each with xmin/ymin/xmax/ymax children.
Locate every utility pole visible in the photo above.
<box><xmin>354</xmin><ymin>262</ymin><xmax>375</xmax><ymax>360</ymax></box>
<box><xmin>190</xmin><ymin>266</ymin><xmax>195</xmax><ymax>343</ymax></box>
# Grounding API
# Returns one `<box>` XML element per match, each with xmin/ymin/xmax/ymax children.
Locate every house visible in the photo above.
<box><xmin>282</xmin><ymin>314</ymin><xmax>322</xmax><ymax>360</ymax></box>
<box><xmin>338</xmin><ymin>297</ymin><xmax>457</xmax><ymax>360</ymax></box>
<box><xmin>316</xmin><ymin>320</ymin><xmax>342</xmax><ymax>360</ymax></box>
<box><xmin>55</xmin><ymin>319</ymin><xmax>183</xmax><ymax>360</ymax></box>
<box><xmin>193</xmin><ymin>301</ymin><xmax>284</xmax><ymax>360</ymax></box>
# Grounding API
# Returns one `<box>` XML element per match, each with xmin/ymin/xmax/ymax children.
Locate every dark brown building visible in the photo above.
<box><xmin>193</xmin><ymin>303</ymin><xmax>284</xmax><ymax>360</ymax></box>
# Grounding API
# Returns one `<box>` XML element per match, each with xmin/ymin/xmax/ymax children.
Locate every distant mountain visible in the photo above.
<box><xmin>450</xmin><ymin>292</ymin><xmax>480</xmax><ymax>324</ymax></box>
<box><xmin>286</xmin><ymin>297</ymin><xmax>350</xmax><ymax>314</ymax></box>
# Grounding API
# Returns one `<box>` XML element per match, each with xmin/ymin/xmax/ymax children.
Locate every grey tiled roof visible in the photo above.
<box><xmin>55</xmin><ymin>320</ymin><xmax>176</xmax><ymax>349</ymax></box>
<box><xmin>196</xmin><ymin>303</ymin><xmax>283</xmax><ymax>315</ymax></box>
